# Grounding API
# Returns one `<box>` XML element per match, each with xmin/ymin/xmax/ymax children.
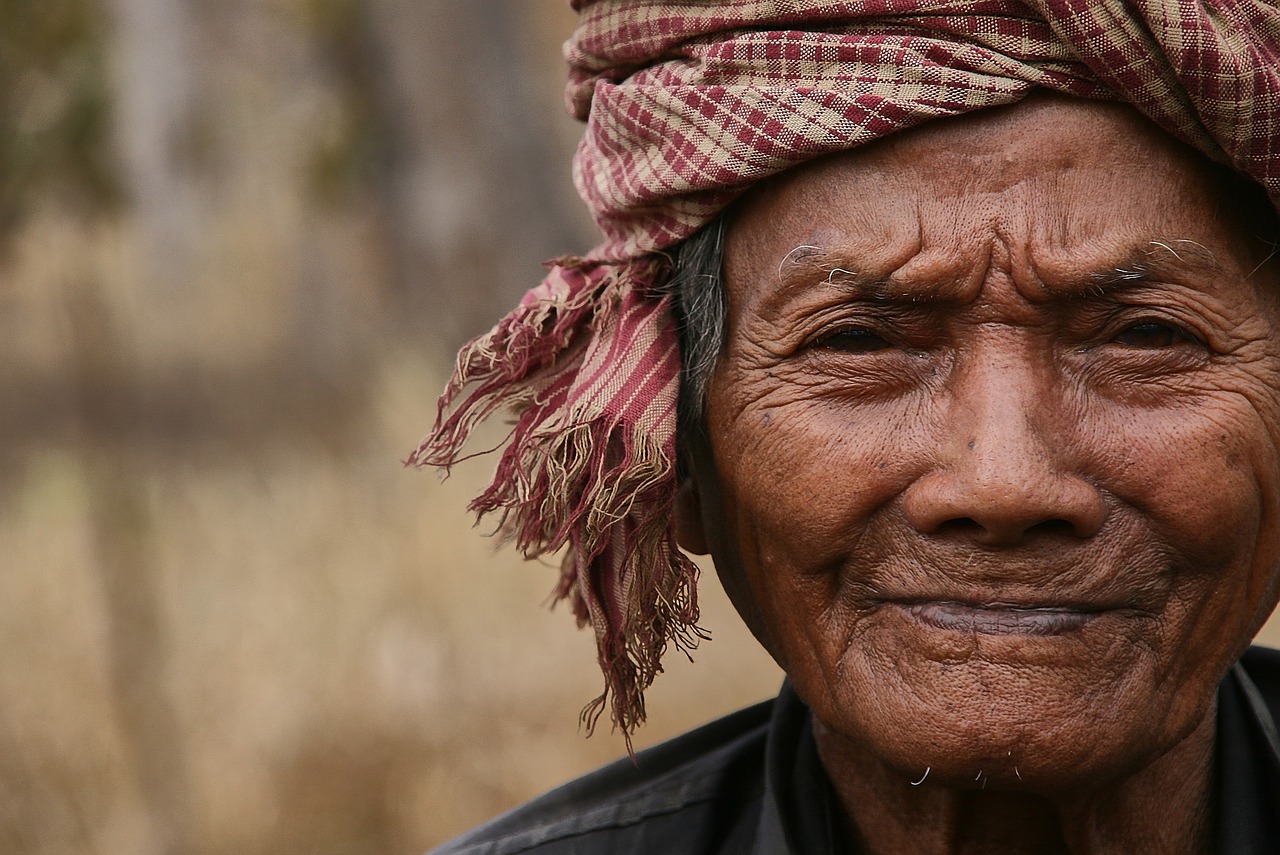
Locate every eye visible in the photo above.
<box><xmin>1112</xmin><ymin>320</ymin><xmax>1197</xmax><ymax>349</ymax></box>
<box><xmin>815</xmin><ymin>327</ymin><xmax>891</xmax><ymax>353</ymax></box>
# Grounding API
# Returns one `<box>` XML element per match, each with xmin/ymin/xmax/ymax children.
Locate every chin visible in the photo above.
<box><xmin>808</xmin><ymin>622</ymin><xmax>1220</xmax><ymax>794</ymax></box>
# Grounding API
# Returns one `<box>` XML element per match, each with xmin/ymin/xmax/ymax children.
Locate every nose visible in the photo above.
<box><xmin>902</xmin><ymin>347</ymin><xmax>1107</xmax><ymax>547</ymax></box>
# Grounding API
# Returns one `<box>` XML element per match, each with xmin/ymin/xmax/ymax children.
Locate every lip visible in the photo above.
<box><xmin>898</xmin><ymin>602</ymin><xmax>1102</xmax><ymax>636</ymax></box>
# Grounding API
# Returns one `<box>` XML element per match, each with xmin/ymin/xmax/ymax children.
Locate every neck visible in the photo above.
<box><xmin>812</xmin><ymin>705</ymin><xmax>1217</xmax><ymax>855</ymax></box>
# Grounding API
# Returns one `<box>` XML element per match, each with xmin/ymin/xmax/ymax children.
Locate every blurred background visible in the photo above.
<box><xmin>0</xmin><ymin>1</ymin><xmax>786</xmax><ymax>853</ymax></box>
<box><xmin>1</xmin><ymin>2</ymin><xmax>1277</xmax><ymax>854</ymax></box>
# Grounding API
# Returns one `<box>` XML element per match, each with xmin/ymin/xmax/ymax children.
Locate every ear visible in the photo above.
<box><xmin>674</xmin><ymin>475</ymin><xmax>710</xmax><ymax>555</ymax></box>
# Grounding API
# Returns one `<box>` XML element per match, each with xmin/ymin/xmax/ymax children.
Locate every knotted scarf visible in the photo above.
<box><xmin>410</xmin><ymin>0</ymin><xmax>1280</xmax><ymax>742</ymax></box>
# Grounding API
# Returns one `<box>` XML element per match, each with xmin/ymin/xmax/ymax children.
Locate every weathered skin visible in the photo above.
<box><xmin>675</xmin><ymin>94</ymin><xmax>1280</xmax><ymax>854</ymax></box>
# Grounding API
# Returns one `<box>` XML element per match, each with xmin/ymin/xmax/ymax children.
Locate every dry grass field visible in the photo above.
<box><xmin>3</xmin><ymin>3</ymin><xmax>1280</xmax><ymax>854</ymax></box>
<box><xmin>0</xmin><ymin>173</ymin><xmax>784</xmax><ymax>855</ymax></box>
<box><xmin>0</xmin><ymin>210</ymin><xmax>786</xmax><ymax>855</ymax></box>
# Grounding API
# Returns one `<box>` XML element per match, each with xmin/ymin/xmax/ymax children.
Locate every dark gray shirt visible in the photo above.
<box><xmin>431</xmin><ymin>646</ymin><xmax>1280</xmax><ymax>854</ymax></box>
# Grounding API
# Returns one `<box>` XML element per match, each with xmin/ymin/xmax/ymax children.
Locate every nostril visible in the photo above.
<box><xmin>930</xmin><ymin>515</ymin><xmax>1085</xmax><ymax>545</ymax></box>
<box><xmin>903</xmin><ymin>470</ymin><xmax>1108</xmax><ymax>543</ymax></box>
<box><xmin>1028</xmin><ymin>518</ymin><xmax>1079</xmax><ymax>538</ymax></box>
<box><xmin>934</xmin><ymin>517</ymin><xmax>983</xmax><ymax>537</ymax></box>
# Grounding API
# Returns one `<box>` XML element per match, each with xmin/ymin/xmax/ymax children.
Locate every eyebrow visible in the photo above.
<box><xmin>1059</xmin><ymin>240</ymin><xmax>1227</xmax><ymax>297</ymax></box>
<box><xmin>773</xmin><ymin>246</ymin><xmax>959</xmax><ymax>304</ymax></box>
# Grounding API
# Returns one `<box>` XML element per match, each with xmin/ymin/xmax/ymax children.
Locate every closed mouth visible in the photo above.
<box><xmin>900</xmin><ymin>601</ymin><xmax>1102</xmax><ymax>636</ymax></box>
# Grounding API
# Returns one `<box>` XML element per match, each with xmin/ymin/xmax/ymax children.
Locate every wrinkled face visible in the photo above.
<box><xmin>677</xmin><ymin>95</ymin><xmax>1280</xmax><ymax>790</ymax></box>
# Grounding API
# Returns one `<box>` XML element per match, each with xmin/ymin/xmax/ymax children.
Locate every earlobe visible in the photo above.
<box><xmin>674</xmin><ymin>477</ymin><xmax>710</xmax><ymax>555</ymax></box>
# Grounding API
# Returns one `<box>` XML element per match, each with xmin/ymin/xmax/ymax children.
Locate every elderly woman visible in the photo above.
<box><xmin>418</xmin><ymin>2</ymin><xmax>1280</xmax><ymax>853</ymax></box>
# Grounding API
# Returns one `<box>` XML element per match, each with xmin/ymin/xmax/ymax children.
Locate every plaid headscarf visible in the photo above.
<box><xmin>411</xmin><ymin>0</ymin><xmax>1280</xmax><ymax>741</ymax></box>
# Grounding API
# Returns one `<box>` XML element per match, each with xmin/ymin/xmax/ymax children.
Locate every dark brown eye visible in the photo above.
<box><xmin>1113</xmin><ymin>321</ymin><xmax>1194</xmax><ymax>349</ymax></box>
<box><xmin>818</xmin><ymin>327</ymin><xmax>891</xmax><ymax>353</ymax></box>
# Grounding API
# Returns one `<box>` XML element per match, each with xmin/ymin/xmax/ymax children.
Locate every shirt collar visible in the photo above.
<box><xmin>754</xmin><ymin>680</ymin><xmax>837</xmax><ymax>855</ymax></box>
<box><xmin>1215</xmin><ymin>659</ymin><xmax>1280</xmax><ymax>851</ymax></box>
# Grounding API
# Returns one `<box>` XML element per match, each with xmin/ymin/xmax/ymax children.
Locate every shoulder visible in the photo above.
<box><xmin>428</xmin><ymin>698</ymin><xmax>775</xmax><ymax>855</ymax></box>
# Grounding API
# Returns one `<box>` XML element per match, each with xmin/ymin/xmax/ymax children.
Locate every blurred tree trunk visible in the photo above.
<box><xmin>65</xmin><ymin>284</ymin><xmax>191</xmax><ymax>855</ymax></box>
<box><xmin>356</xmin><ymin>0</ymin><xmax>591</xmax><ymax>351</ymax></box>
<box><xmin>103</xmin><ymin>0</ymin><xmax>200</xmax><ymax>287</ymax></box>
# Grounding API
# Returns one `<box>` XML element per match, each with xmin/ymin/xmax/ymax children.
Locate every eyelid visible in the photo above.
<box><xmin>810</xmin><ymin>325</ymin><xmax>892</xmax><ymax>351</ymax></box>
<box><xmin>1105</xmin><ymin>312</ymin><xmax>1207</xmax><ymax>347</ymax></box>
<box><xmin>805</xmin><ymin>301</ymin><xmax>928</xmax><ymax>334</ymax></box>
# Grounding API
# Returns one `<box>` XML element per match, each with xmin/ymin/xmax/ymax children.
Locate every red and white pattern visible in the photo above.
<box><xmin>569</xmin><ymin>0</ymin><xmax>1280</xmax><ymax>259</ymax></box>
<box><xmin>413</xmin><ymin>0</ymin><xmax>1280</xmax><ymax>741</ymax></box>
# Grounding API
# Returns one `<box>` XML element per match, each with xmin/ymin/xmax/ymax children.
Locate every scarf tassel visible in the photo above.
<box><xmin>408</xmin><ymin>257</ymin><xmax>705</xmax><ymax>747</ymax></box>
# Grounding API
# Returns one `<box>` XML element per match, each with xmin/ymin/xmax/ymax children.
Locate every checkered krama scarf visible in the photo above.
<box><xmin>411</xmin><ymin>0</ymin><xmax>1280</xmax><ymax>740</ymax></box>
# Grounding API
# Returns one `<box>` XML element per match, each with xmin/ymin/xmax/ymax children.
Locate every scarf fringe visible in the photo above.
<box><xmin>407</xmin><ymin>258</ymin><xmax>601</xmax><ymax>468</ymax></box>
<box><xmin>549</xmin><ymin>423</ymin><xmax>708</xmax><ymax>753</ymax></box>
<box><xmin>408</xmin><ymin>257</ymin><xmax>704</xmax><ymax>745</ymax></box>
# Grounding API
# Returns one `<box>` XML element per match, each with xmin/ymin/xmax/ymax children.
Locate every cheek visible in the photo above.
<box><xmin>1105</xmin><ymin>408</ymin><xmax>1259</xmax><ymax>552</ymax></box>
<box><xmin>1078</xmin><ymin>389</ymin><xmax>1280</xmax><ymax>700</ymax></box>
<box><xmin>1097</xmin><ymin>392</ymin><xmax>1279</xmax><ymax>562</ymax></box>
<box><xmin>705</xmin><ymin>384</ymin><xmax>929</xmax><ymax>668</ymax></box>
<box><xmin>711</xmin><ymin>396</ymin><xmax>917</xmax><ymax>561</ymax></box>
